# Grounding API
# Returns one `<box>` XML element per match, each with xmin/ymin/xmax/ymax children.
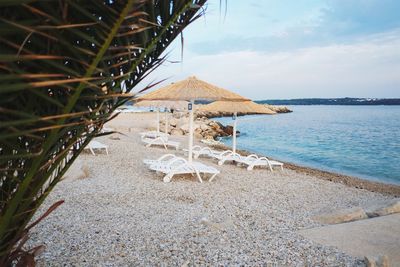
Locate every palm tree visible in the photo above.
<box><xmin>0</xmin><ymin>1</ymin><xmax>206</xmax><ymax>265</ymax></box>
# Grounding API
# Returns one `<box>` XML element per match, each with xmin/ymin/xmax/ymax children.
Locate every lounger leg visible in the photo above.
<box><xmin>163</xmin><ymin>173</ymin><xmax>174</xmax><ymax>183</ymax></box>
<box><xmin>105</xmin><ymin>148</ymin><xmax>109</xmax><ymax>155</ymax></box>
<box><xmin>209</xmin><ymin>173</ymin><xmax>218</xmax><ymax>182</ymax></box>
<box><xmin>89</xmin><ymin>148</ymin><xmax>96</xmax><ymax>156</ymax></box>
<box><xmin>280</xmin><ymin>165</ymin><xmax>284</xmax><ymax>171</ymax></box>
<box><xmin>247</xmin><ymin>165</ymin><xmax>254</xmax><ymax>171</ymax></box>
<box><xmin>195</xmin><ymin>170</ymin><xmax>203</xmax><ymax>183</ymax></box>
<box><xmin>268</xmin><ymin>163</ymin><xmax>273</xmax><ymax>172</ymax></box>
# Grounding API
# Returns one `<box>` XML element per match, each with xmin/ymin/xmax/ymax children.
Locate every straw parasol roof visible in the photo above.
<box><xmin>137</xmin><ymin>76</ymin><xmax>249</xmax><ymax>102</ymax></box>
<box><xmin>199</xmin><ymin>100</ymin><xmax>276</xmax><ymax>114</ymax></box>
<box><xmin>134</xmin><ymin>100</ymin><xmax>188</xmax><ymax>110</ymax></box>
<box><xmin>137</xmin><ymin>76</ymin><xmax>251</xmax><ymax>163</ymax></box>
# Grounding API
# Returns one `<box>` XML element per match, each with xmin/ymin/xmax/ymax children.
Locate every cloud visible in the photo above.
<box><xmin>136</xmin><ymin>1</ymin><xmax>400</xmax><ymax>99</ymax></box>
<box><xmin>185</xmin><ymin>0</ymin><xmax>400</xmax><ymax>55</ymax></box>
<box><xmin>322</xmin><ymin>0</ymin><xmax>400</xmax><ymax>35</ymax></box>
<box><xmin>139</xmin><ymin>30</ymin><xmax>400</xmax><ymax>99</ymax></box>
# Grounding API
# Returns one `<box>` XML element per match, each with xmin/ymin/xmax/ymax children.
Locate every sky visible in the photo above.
<box><xmin>139</xmin><ymin>0</ymin><xmax>400</xmax><ymax>100</ymax></box>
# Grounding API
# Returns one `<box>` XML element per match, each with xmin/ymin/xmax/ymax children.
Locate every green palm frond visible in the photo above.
<box><xmin>0</xmin><ymin>0</ymin><xmax>206</xmax><ymax>264</ymax></box>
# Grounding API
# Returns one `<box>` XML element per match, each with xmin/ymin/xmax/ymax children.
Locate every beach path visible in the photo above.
<box><xmin>300</xmin><ymin>213</ymin><xmax>400</xmax><ymax>266</ymax></box>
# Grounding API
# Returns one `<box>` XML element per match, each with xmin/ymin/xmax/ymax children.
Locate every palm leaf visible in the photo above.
<box><xmin>0</xmin><ymin>0</ymin><xmax>207</xmax><ymax>265</ymax></box>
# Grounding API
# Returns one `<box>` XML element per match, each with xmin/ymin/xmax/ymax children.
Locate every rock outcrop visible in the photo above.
<box><xmin>365</xmin><ymin>199</ymin><xmax>400</xmax><ymax>218</ymax></box>
<box><xmin>263</xmin><ymin>104</ymin><xmax>292</xmax><ymax>113</ymax></box>
<box><xmin>196</xmin><ymin>110</ymin><xmax>272</xmax><ymax>118</ymax></box>
<box><xmin>312</xmin><ymin>199</ymin><xmax>400</xmax><ymax>226</ymax></box>
<box><xmin>159</xmin><ymin>105</ymin><xmax>289</xmax><ymax>139</ymax></box>
<box><xmin>312</xmin><ymin>207</ymin><xmax>368</xmax><ymax>224</ymax></box>
<box><xmin>364</xmin><ymin>255</ymin><xmax>389</xmax><ymax>267</ymax></box>
<box><xmin>160</xmin><ymin>115</ymin><xmax>236</xmax><ymax>140</ymax></box>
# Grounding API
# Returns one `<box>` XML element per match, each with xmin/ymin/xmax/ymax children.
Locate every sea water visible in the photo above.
<box><xmin>215</xmin><ymin>105</ymin><xmax>400</xmax><ymax>185</ymax></box>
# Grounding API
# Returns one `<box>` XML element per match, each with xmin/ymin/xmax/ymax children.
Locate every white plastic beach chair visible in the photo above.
<box><xmin>183</xmin><ymin>145</ymin><xmax>234</xmax><ymax>160</ymax></box>
<box><xmin>190</xmin><ymin>146</ymin><xmax>217</xmax><ymax>159</ymax></box>
<box><xmin>211</xmin><ymin>150</ymin><xmax>243</xmax><ymax>166</ymax></box>
<box><xmin>143</xmin><ymin>153</ymin><xmax>179</xmax><ymax>166</ymax></box>
<box><xmin>148</xmin><ymin>156</ymin><xmax>220</xmax><ymax>183</ymax></box>
<box><xmin>141</xmin><ymin>136</ymin><xmax>180</xmax><ymax>150</ymax></box>
<box><xmin>140</xmin><ymin>131</ymin><xmax>168</xmax><ymax>139</ymax></box>
<box><xmin>84</xmin><ymin>140</ymin><xmax>109</xmax><ymax>155</ymax></box>
<box><xmin>147</xmin><ymin>156</ymin><xmax>187</xmax><ymax>173</ymax></box>
<box><xmin>237</xmin><ymin>154</ymin><xmax>284</xmax><ymax>171</ymax></box>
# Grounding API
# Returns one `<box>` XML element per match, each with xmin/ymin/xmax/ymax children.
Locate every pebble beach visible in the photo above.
<box><xmin>28</xmin><ymin>113</ymin><xmax>398</xmax><ymax>266</ymax></box>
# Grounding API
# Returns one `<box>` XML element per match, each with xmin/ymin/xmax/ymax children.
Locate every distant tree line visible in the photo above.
<box><xmin>256</xmin><ymin>98</ymin><xmax>400</xmax><ymax>105</ymax></box>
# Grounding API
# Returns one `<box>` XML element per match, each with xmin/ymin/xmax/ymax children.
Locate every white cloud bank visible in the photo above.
<box><xmin>139</xmin><ymin>31</ymin><xmax>400</xmax><ymax>99</ymax></box>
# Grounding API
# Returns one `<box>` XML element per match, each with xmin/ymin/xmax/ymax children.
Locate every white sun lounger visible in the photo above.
<box><xmin>183</xmin><ymin>145</ymin><xmax>234</xmax><ymax>160</ymax></box>
<box><xmin>212</xmin><ymin>150</ymin><xmax>243</xmax><ymax>166</ymax></box>
<box><xmin>84</xmin><ymin>140</ymin><xmax>109</xmax><ymax>155</ymax></box>
<box><xmin>237</xmin><ymin>154</ymin><xmax>284</xmax><ymax>171</ymax></box>
<box><xmin>140</xmin><ymin>131</ymin><xmax>168</xmax><ymax>139</ymax></box>
<box><xmin>148</xmin><ymin>157</ymin><xmax>220</xmax><ymax>183</ymax></box>
<box><xmin>143</xmin><ymin>153</ymin><xmax>179</xmax><ymax>166</ymax></box>
<box><xmin>141</xmin><ymin>136</ymin><xmax>180</xmax><ymax>150</ymax></box>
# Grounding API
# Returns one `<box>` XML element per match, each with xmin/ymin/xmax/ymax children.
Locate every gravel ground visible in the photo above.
<box><xmin>26</xmin><ymin>113</ymin><xmax>394</xmax><ymax>266</ymax></box>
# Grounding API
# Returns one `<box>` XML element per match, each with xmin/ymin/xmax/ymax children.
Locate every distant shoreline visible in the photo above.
<box><xmin>256</xmin><ymin>97</ymin><xmax>400</xmax><ymax>106</ymax></box>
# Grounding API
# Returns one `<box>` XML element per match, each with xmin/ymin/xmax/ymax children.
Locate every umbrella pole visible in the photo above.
<box><xmin>188</xmin><ymin>100</ymin><xmax>194</xmax><ymax>163</ymax></box>
<box><xmin>233</xmin><ymin>112</ymin><xmax>237</xmax><ymax>154</ymax></box>
<box><xmin>156</xmin><ymin>108</ymin><xmax>160</xmax><ymax>133</ymax></box>
<box><xmin>165</xmin><ymin>109</ymin><xmax>168</xmax><ymax>134</ymax></box>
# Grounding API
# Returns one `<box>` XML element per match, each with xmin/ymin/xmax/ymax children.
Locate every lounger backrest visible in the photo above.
<box><xmin>166</xmin><ymin>157</ymin><xmax>187</xmax><ymax>167</ymax></box>
<box><xmin>245</xmin><ymin>154</ymin><xmax>259</xmax><ymax>161</ymax></box>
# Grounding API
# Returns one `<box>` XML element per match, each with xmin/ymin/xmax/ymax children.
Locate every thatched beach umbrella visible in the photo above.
<box><xmin>138</xmin><ymin>76</ymin><xmax>249</xmax><ymax>162</ymax></box>
<box><xmin>199</xmin><ymin>100</ymin><xmax>275</xmax><ymax>115</ymax></box>
<box><xmin>135</xmin><ymin>100</ymin><xmax>188</xmax><ymax>110</ymax></box>
<box><xmin>200</xmin><ymin>101</ymin><xmax>275</xmax><ymax>153</ymax></box>
<box><xmin>135</xmin><ymin>100</ymin><xmax>188</xmax><ymax>133</ymax></box>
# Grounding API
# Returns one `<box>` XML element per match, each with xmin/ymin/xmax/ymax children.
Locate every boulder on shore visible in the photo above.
<box><xmin>263</xmin><ymin>104</ymin><xmax>292</xmax><ymax>113</ymax></box>
<box><xmin>364</xmin><ymin>255</ymin><xmax>389</xmax><ymax>267</ymax></box>
<box><xmin>169</xmin><ymin>118</ymin><xmax>178</xmax><ymax>127</ymax></box>
<box><xmin>160</xmin><ymin>115</ymin><xmax>233</xmax><ymax>140</ymax></box>
<box><xmin>170</xmin><ymin>128</ymin><xmax>184</xmax><ymax>136</ymax></box>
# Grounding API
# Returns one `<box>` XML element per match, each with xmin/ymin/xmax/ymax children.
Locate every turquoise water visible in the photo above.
<box><xmin>215</xmin><ymin>106</ymin><xmax>400</xmax><ymax>185</ymax></box>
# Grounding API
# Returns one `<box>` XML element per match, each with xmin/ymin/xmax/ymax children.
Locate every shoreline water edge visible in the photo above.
<box><xmin>212</xmin><ymin>143</ymin><xmax>400</xmax><ymax>197</ymax></box>
<box><xmin>212</xmin><ymin>105</ymin><xmax>400</xmax><ymax>188</ymax></box>
<box><xmin>27</xmin><ymin>111</ymin><xmax>399</xmax><ymax>265</ymax></box>
<box><xmin>118</xmin><ymin>110</ymin><xmax>400</xmax><ymax>197</ymax></box>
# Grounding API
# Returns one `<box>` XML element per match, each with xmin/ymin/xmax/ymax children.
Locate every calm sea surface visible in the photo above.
<box><xmin>215</xmin><ymin>106</ymin><xmax>400</xmax><ymax>185</ymax></box>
